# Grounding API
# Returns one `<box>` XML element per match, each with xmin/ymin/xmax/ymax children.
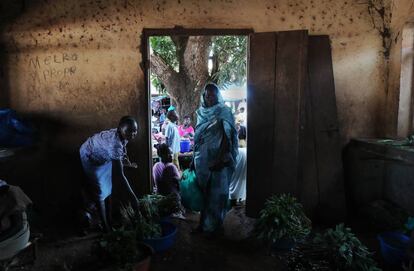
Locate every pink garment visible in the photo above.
<box><xmin>178</xmin><ymin>125</ymin><xmax>194</xmax><ymax>137</ymax></box>
<box><xmin>152</xmin><ymin>162</ymin><xmax>181</xmax><ymax>195</ymax></box>
<box><xmin>152</xmin><ymin>132</ymin><xmax>165</xmax><ymax>143</ymax></box>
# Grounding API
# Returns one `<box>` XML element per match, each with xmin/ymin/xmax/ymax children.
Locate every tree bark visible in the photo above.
<box><xmin>150</xmin><ymin>36</ymin><xmax>212</xmax><ymax>124</ymax></box>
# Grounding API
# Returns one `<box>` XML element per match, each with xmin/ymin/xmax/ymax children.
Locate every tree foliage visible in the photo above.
<box><xmin>150</xmin><ymin>36</ymin><xmax>179</xmax><ymax>72</ymax></box>
<box><xmin>150</xmin><ymin>35</ymin><xmax>247</xmax><ymax>93</ymax></box>
<box><xmin>210</xmin><ymin>36</ymin><xmax>247</xmax><ymax>87</ymax></box>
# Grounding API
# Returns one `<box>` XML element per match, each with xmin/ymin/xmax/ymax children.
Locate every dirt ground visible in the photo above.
<box><xmin>6</xmin><ymin>206</ymin><xmax>285</xmax><ymax>271</ymax></box>
<box><xmin>4</xmin><ymin>206</ymin><xmax>402</xmax><ymax>271</ymax></box>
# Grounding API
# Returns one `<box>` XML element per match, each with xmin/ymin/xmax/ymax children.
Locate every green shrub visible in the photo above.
<box><xmin>120</xmin><ymin>193</ymin><xmax>179</xmax><ymax>240</ymax></box>
<box><xmin>97</xmin><ymin>229</ymin><xmax>144</xmax><ymax>271</ymax></box>
<box><xmin>254</xmin><ymin>194</ymin><xmax>311</xmax><ymax>244</ymax></box>
<box><xmin>313</xmin><ymin>224</ymin><xmax>381</xmax><ymax>271</ymax></box>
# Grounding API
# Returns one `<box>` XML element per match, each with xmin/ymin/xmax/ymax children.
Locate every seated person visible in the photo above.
<box><xmin>152</xmin><ymin>144</ymin><xmax>185</xmax><ymax>218</ymax></box>
<box><xmin>178</xmin><ymin>116</ymin><xmax>195</xmax><ymax>142</ymax></box>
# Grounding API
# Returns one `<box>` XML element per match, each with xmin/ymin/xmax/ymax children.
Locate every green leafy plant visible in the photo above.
<box><xmin>120</xmin><ymin>202</ymin><xmax>161</xmax><ymax>240</ymax></box>
<box><xmin>140</xmin><ymin>194</ymin><xmax>180</xmax><ymax>219</ymax></box>
<box><xmin>120</xmin><ymin>194</ymin><xmax>179</xmax><ymax>240</ymax></box>
<box><xmin>150</xmin><ymin>36</ymin><xmax>179</xmax><ymax>71</ymax></box>
<box><xmin>96</xmin><ymin>229</ymin><xmax>144</xmax><ymax>271</ymax></box>
<box><xmin>312</xmin><ymin>224</ymin><xmax>381</xmax><ymax>271</ymax></box>
<box><xmin>209</xmin><ymin>35</ymin><xmax>247</xmax><ymax>87</ymax></box>
<box><xmin>254</xmin><ymin>194</ymin><xmax>311</xmax><ymax>244</ymax></box>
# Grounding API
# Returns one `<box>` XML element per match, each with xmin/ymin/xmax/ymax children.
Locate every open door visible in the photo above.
<box><xmin>246</xmin><ymin>32</ymin><xmax>346</xmax><ymax>222</ymax></box>
<box><xmin>246</xmin><ymin>30</ymin><xmax>308</xmax><ymax>217</ymax></box>
<box><xmin>307</xmin><ymin>36</ymin><xmax>346</xmax><ymax>221</ymax></box>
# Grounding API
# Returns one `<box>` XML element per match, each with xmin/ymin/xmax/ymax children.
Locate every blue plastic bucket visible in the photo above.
<box><xmin>143</xmin><ymin>221</ymin><xmax>177</xmax><ymax>253</ymax></box>
<box><xmin>180</xmin><ymin>139</ymin><xmax>191</xmax><ymax>153</ymax></box>
<box><xmin>377</xmin><ymin>232</ymin><xmax>411</xmax><ymax>265</ymax></box>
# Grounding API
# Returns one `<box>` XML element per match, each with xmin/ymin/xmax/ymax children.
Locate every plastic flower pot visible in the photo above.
<box><xmin>143</xmin><ymin>221</ymin><xmax>177</xmax><ymax>253</ymax></box>
<box><xmin>377</xmin><ymin>232</ymin><xmax>411</xmax><ymax>266</ymax></box>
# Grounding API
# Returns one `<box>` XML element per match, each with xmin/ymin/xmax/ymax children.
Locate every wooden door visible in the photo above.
<box><xmin>246</xmin><ymin>30</ymin><xmax>308</xmax><ymax>217</ymax></box>
<box><xmin>307</xmin><ymin>36</ymin><xmax>346</xmax><ymax>222</ymax></box>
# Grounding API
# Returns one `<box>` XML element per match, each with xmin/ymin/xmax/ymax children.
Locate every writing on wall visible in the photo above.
<box><xmin>28</xmin><ymin>52</ymin><xmax>78</xmax><ymax>90</ymax></box>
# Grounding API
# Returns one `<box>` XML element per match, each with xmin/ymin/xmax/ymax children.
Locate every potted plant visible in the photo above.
<box><xmin>286</xmin><ymin>224</ymin><xmax>381</xmax><ymax>271</ymax></box>
<box><xmin>314</xmin><ymin>224</ymin><xmax>381</xmax><ymax>271</ymax></box>
<box><xmin>121</xmin><ymin>194</ymin><xmax>179</xmax><ymax>253</ymax></box>
<box><xmin>96</xmin><ymin>229</ymin><xmax>153</xmax><ymax>271</ymax></box>
<box><xmin>254</xmin><ymin>194</ymin><xmax>311</xmax><ymax>250</ymax></box>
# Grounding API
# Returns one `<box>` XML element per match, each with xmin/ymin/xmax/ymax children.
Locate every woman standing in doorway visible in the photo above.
<box><xmin>193</xmin><ymin>83</ymin><xmax>238</xmax><ymax>235</ymax></box>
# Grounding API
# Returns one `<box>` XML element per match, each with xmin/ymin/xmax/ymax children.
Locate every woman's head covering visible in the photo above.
<box><xmin>200</xmin><ymin>83</ymin><xmax>224</xmax><ymax>108</ymax></box>
<box><xmin>197</xmin><ymin>83</ymin><xmax>229</xmax><ymax>123</ymax></box>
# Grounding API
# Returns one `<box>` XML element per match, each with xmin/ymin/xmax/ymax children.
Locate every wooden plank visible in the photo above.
<box><xmin>299</xmin><ymin>81</ymin><xmax>319</xmax><ymax>219</ymax></box>
<box><xmin>272</xmin><ymin>30</ymin><xmax>308</xmax><ymax>197</ymax></box>
<box><xmin>133</xmin><ymin>30</ymin><xmax>151</xmax><ymax>195</ymax></box>
<box><xmin>142</xmin><ymin>28</ymin><xmax>253</xmax><ymax>37</ymax></box>
<box><xmin>246</xmin><ymin>32</ymin><xmax>277</xmax><ymax>217</ymax></box>
<box><xmin>308</xmin><ymin>35</ymin><xmax>346</xmax><ymax>222</ymax></box>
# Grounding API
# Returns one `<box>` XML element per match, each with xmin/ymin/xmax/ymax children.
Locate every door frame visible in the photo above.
<box><xmin>140</xmin><ymin>26</ymin><xmax>253</xmax><ymax>192</ymax></box>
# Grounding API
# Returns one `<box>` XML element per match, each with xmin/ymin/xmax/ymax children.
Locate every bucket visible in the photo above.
<box><xmin>377</xmin><ymin>232</ymin><xmax>411</xmax><ymax>265</ymax></box>
<box><xmin>0</xmin><ymin>212</ymin><xmax>30</xmax><ymax>261</ymax></box>
<box><xmin>143</xmin><ymin>221</ymin><xmax>177</xmax><ymax>253</ymax></box>
<box><xmin>180</xmin><ymin>139</ymin><xmax>191</xmax><ymax>153</ymax></box>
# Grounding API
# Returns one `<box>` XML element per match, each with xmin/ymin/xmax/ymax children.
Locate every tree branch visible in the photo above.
<box><xmin>170</xmin><ymin>36</ymin><xmax>189</xmax><ymax>73</ymax></box>
<box><xmin>150</xmin><ymin>53</ymin><xmax>180</xmax><ymax>95</ymax></box>
<box><xmin>183</xmin><ymin>36</ymin><xmax>212</xmax><ymax>92</ymax></box>
<box><xmin>171</xmin><ymin>36</ymin><xmax>189</xmax><ymax>51</ymax></box>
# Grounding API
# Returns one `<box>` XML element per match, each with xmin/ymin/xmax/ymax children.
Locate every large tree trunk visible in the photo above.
<box><xmin>150</xmin><ymin>36</ymin><xmax>211</xmax><ymax>125</ymax></box>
